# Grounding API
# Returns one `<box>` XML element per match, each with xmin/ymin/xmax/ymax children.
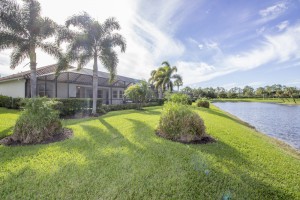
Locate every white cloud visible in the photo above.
<box><xmin>224</xmin><ymin>23</ymin><xmax>300</xmax><ymax>71</ymax></box>
<box><xmin>256</xmin><ymin>26</ymin><xmax>265</xmax><ymax>35</ymax></box>
<box><xmin>259</xmin><ymin>2</ymin><xmax>287</xmax><ymax>18</ymax></box>
<box><xmin>0</xmin><ymin>0</ymin><xmax>187</xmax><ymax>80</ymax></box>
<box><xmin>276</xmin><ymin>20</ymin><xmax>289</xmax><ymax>31</ymax></box>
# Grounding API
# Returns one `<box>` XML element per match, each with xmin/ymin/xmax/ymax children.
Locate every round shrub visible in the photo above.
<box><xmin>12</xmin><ymin>97</ymin><xmax>62</xmax><ymax>144</ymax></box>
<box><xmin>196</xmin><ymin>99</ymin><xmax>210</xmax><ymax>108</ymax></box>
<box><xmin>157</xmin><ymin>103</ymin><xmax>206</xmax><ymax>142</ymax></box>
<box><xmin>167</xmin><ymin>93</ymin><xmax>192</xmax><ymax>105</ymax></box>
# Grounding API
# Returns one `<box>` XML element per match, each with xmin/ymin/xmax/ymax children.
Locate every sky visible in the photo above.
<box><xmin>0</xmin><ymin>0</ymin><xmax>300</xmax><ymax>89</ymax></box>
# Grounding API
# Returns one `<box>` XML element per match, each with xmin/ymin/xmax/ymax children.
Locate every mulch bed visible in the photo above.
<box><xmin>156</xmin><ymin>131</ymin><xmax>216</xmax><ymax>145</ymax></box>
<box><xmin>0</xmin><ymin>128</ymin><xmax>73</xmax><ymax>146</ymax></box>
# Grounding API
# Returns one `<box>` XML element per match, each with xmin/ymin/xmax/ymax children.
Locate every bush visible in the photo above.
<box><xmin>196</xmin><ymin>99</ymin><xmax>210</xmax><ymax>108</ymax></box>
<box><xmin>101</xmin><ymin>102</ymin><xmax>160</xmax><ymax>113</ymax></box>
<box><xmin>157</xmin><ymin>102</ymin><xmax>206</xmax><ymax>142</ymax></box>
<box><xmin>167</xmin><ymin>93</ymin><xmax>192</xmax><ymax>105</ymax></box>
<box><xmin>12</xmin><ymin>97</ymin><xmax>62</xmax><ymax>144</ymax></box>
<box><xmin>54</xmin><ymin>98</ymin><xmax>102</xmax><ymax>116</ymax></box>
<box><xmin>0</xmin><ymin>95</ymin><xmax>23</xmax><ymax>109</ymax></box>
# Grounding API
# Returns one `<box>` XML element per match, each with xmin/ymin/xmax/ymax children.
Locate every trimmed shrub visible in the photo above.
<box><xmin>12</xmin><ymin>97</ymin><xmax>62</xmax><ymax>144</ymax></box>
<box><xmin>167</xmin><ymin>93</ymin><xmax>192</xmax><ymax>105</ymax></box>
<box><xmin>0</xmin><ymin>95</ymin><xmax>23</xmax><ymax>109</ymax></box>
<box><xmin>196</xmin><ymin>99</ymin><xmax>210</xmax><ymax>108</ymax></box>
<box><xmin>54</xmin><ymin>98</ymin><xmax>102</xmax><ymax>116</ymax></box>
<box><xmin>157</xmin><ymin>102</ymin><xmax>206</xmax><ymax>142</ymax></box>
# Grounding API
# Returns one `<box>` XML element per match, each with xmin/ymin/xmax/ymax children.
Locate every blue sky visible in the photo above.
<box><xmin>0</xmin><ymin>0</ymin><xmax>300</xmax><ymax>89</ymax></box>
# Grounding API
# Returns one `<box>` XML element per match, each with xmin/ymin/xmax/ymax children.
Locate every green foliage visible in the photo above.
<box><xmin>12</xmin><ymin>97</ymin><xmax>62</xmax><ymax>144</ymax></box>
<box><xmin>157</xmin><ymin>102</ymin><xmax>206</xmax><ymax>142</ymax></box>
<box><xmin>196</xmin><ymin>99</ymin><xmax>210</xmax><ymax>108</ymax></box>
<box><xmin>101</xmin><ymin>102</ymin><xmax>160</xmax><ymax>113</ymax></box>
<box><xmin>167</xmin><ymin>93</ymin><xmax>192</xmax><ymax>105</ymax></box>
<box><xmin>0</xmin><ymin>95</ymin><xmax>23</xmax><ymax>109</ymax></box>
<box><xmin>124</xmin><ymin>80</ymin><xmax>153</xmax><ymax>109</ymax></box>
<box><xmin>55</xmin><ymin>98</ymin><xmax>102</xmax><ymax>116</ymax></box>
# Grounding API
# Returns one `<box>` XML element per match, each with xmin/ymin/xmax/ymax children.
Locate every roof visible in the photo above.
<box><xmin>0</xmin><ymin>64</ymin><xmax>139</xmax><ymax>86</ymax></box>
<box><xmin>0</xmin><ymin>64</ymin><xmax>59</xmax><ymax>82</ymax></box>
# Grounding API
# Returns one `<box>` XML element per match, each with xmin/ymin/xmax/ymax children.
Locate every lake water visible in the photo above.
<box><xmin>213</xmin><ymin>102</ymin><xmax>300</xmax><ymax>150</ymax></box>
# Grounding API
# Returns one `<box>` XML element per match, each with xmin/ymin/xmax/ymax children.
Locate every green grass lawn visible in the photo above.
<box><xmin>213</xmin><ymin>98</ymin><xmax>300</xmax><ymax>105</ymax></box>
<box><xmin>0</xmin><ymin>106</ymin><xmax>300</xmax><ymax>199</ymax></box>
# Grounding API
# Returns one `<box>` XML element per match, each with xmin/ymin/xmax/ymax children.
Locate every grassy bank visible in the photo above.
<box><xmin>212</xmin><ymin>98</ymin><xmax>300</xmax><ymax>105</ymax></box>
<box><xmin>0</xmin><ymin>106</ymin><xmax>299</xmax><ymax>199</ymax></box>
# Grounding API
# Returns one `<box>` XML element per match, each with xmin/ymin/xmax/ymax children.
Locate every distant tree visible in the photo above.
<box><xmin>0</xmin><ymin>0</ymin><xmax>61</xmax><ymax>97</ymax></box>
<box><xmin>149</xmin><ymin>61</ymin><xmax>182</xmax><ymax>98</ymax></box>
<box><xmin>181</xmin><ymin>86</ymin><xmax>193</xmax><ymax>98</ymax></box>
<box><xmin>243</xmin><ymin>86</ymin><xmax>254</xmax><ymax>97</ymax></box>
<box><xmin>124</xmin><ymin>80</ymin><xmax>153</xmax><ymax>109</ymax></box>
<box><xmin>255</xmin><ymin>87</ymin><xmax>266</xmax><ymax>98</ymax></box>
<box><xmin>58</xmin><ymin>12</ymin><xmax>126</xmax><ymax>114</ymax></box>
<box><xmin>284</xmin><ymin>87</ymin><xmax>298</xmax><ymax>103</ymax></box>
<box><xmin>174</xmin><ymin>77</ymin><xmax>183</xmax><ymax>91</ymax></box>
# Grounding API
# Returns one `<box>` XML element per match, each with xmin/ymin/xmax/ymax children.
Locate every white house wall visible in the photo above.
<box><xmin>0</xmin><ymin>79</ymin><xmax>26</xmax><ymax>98</ymax></box>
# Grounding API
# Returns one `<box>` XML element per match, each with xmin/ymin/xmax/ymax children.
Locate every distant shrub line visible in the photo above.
<box><xmin>0</xmin><ymin>95</ymin><xmax>161</xmax><ymax>117</ymax></box>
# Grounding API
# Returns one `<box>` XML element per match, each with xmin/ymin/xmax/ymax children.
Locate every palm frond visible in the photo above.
<box><xmin>36</xmin><ymin>42</ymin><xmax>62</xmax><ymax>58</ymax></box>
<box><xmin>66</xmin><ymin>12</ymin><xmax>93</xmax><ymax>30</ymax></box>
<box><xmin>77</xmin><ymin>52</ymin><xmax>93</xmax><ymax>69</ymax></box>
<box><xmin>0</xmin><ymin>0</ymin><xmax>27</xmax><ymax>35</ymax></box>
<box><xmin>103</xmin><ymin>17</ymin><xmax>120</xmax><ymax>32</ymax></box>
<box><xmin>100</xmin><ymin>48</ymin><xmax>118</xmax><ymax>83</ymax></box>
<box><xmin>38</xmin><ymin>17</ymin><xmax>57</xmax><ymax>39</ymax></box>
<box><xmin>22</xmin><ymin>0</ymin><xmax>41</xmax><ymax>35</ymax></box>
<box><xmin>0</xmin><ymin>31</ymin><xmax>26</xmax><ymax>50</ymax></box>
<box><xmin>161</xmin><ymin>61</ymin><xmax>170</xmax><ymax>67</ymax></box>
<box><xmin>10</xmin><ymin>43</ymin><xmax>29</xmax><ymax>69</ymax></box>
<box><xmin>103</xmin><ymin>33</ymin><xmax>126</xmax><ymax>52</ymax></box>
<box><xmin>55</xmin><ymin>25</ymin><xmax>76</xmax><ymax>46</ymax></box>
<box><xmin>172</xmin><ymin>74</ymin><xmax>182</xmax><ymax>82</ymax></box>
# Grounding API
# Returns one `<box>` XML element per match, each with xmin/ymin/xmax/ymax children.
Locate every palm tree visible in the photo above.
<box><xmin>173</xmin><ymin>76</ymin><xmax>183</xmax><ymax>91</ymax></box>
<box><xmin>58</xmin><ymin>12</ymin><xmax>126</xmax><ymax>115</ymax></box>
<box><xmin>0</xmin><ymin>0</ymin><xmax>61</xmax><ymax>97</ymax></box>
<box><xmin>149</xmin><ymin>61</ymin><xmax>182</xmax><ymax>98</ymax></box>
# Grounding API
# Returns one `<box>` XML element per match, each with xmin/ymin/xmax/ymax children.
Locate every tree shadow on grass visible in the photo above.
<box><xmin>0</xmin><ymin>127</ymin><xmax>13</xmax><ymax>140</ymax></box>
<box><xmin>196</xmin><ymin>106</ymin><xmax>256</xmax><ymax>129</ymax></box>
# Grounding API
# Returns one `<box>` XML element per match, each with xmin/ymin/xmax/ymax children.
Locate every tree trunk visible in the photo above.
<box><xmin>158</xmin><ymin>87</ymin><xmax>163</xmax><ymax>99</ymax></box>
<box><xmin>29</xmin><ymin>45</ymin><xmax>37</xmax><ymax>98</ymax></box>
<box><xmin>92</xmin><ymin>54</ymin><xmax>98</xmax><ymax>115</ymax></box>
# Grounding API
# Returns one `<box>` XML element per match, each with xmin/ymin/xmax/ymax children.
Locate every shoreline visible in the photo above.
<box><xmin>212</xmin><ymin>103</ymin><xmax>300</xmax><ymax>156</ymax></box>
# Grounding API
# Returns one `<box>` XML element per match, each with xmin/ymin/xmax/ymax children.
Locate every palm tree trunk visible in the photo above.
<box><xmin>92</xmin><ymin>54</ymin><xmax>98</xmax><ymax>115</ymax></box>
<box><xmin>29</xmin><ymin>45</ymin><xmax>37</xmax><ymax>98</ymax></box>
<box><xmin>158</xmin><ymin>87</ymin><xmax>163</xmax><ymax>99</ymax></box>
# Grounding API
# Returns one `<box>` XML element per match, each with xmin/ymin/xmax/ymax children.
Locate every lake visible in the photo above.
<box><xmin>213</xmin><ymin>102</ymin><xmax>300</xmax><ymax>150</ymax></box>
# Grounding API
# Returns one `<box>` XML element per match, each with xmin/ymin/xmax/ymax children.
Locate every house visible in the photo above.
<box><xmin>0</xmin><ymin>64</ymin><xmax>139</xmax><ymax>104</ymax></box>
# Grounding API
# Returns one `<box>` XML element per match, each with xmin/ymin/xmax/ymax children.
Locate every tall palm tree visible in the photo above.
<box><xmin>0</xmin><ymin>0</ymin><xmax>61</xmax><ymax>97</ymax></box>
<box><xmin>58</xmin><ymin>12</ymin><xmax>126</xmax><ymax>115</ymax></box>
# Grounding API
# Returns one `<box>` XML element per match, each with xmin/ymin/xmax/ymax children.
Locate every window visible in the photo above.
<box><xmin>86</xmin><ymin>88</ymin><xmax>92</xmax><ymax>98</ymax></box>
<box><xmin>97</xmin><ymin>90</ymin><xmax>103</xmax><ymax>98</ymax></box>
<box><xmin>113</xmin><ymin>90</ymin><xmax>118</xmax><ymax>98</ymax></box>
<box><xmin>119</xmin><ymin>90</ymin><xmax>123</xmax><ymax>98</ymax></box>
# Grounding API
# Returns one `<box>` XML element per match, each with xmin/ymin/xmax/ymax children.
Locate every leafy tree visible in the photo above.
<box><xmin>243</xmin><ymin>86</ymin><xmax>254</xmax><ymax>97</ymax></box>
<box><xmin>255</xmin><ymin>87</ymin><xmax>266</xmax><ymax>98</ymax></box>
<box><xmin>284</xmin><ymin>87</ymin><xmax>298</xmax><ymax>103</ymax></box>
<box><xmin>0</xmin><ymin>0</ymin><xmax>61</xmax><ymax>97</ymax></box>
<box><xmin>57</xmin><ymin>12</ymin><xmax>126</xmax><ymax>114</ymax></box>
<box><xmin>124</xmin><ymin>80</ymin><xmax>152</xmax><ymax>109</ymax></box>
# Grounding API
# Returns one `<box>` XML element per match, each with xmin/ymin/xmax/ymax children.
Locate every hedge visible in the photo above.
<box><xmin>0</xmin><ymin>95</ymin><xmax>161</xmax><ymax>117</ymax></box>
<box><xmin>54</xmin><ymin>98</ymin><xmax>102</xmax><ymax>116</ymax></box>
<box><xmin>0</xmin><ymin>95</ymin><xmax>23</xmax><ymax>109</ymax></box>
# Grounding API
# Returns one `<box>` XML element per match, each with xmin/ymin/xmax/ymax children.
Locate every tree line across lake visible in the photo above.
<box><xmin>180</xmin><ymin>84</ymin><xmax>300</xmax><ymax>101</ymax></box>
